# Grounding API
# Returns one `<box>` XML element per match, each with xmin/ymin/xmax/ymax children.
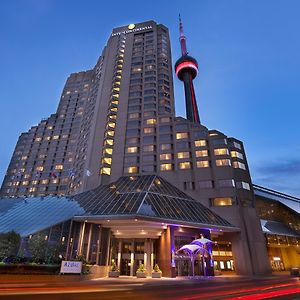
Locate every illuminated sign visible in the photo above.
<box><xmin>60</xmin><ymin>261</ymin><xmax>82</xmax><ymax>274</ymax></box>
<box><xmin>273</xmin><ymin>257</ymin><xmax>281</xmax><ymax>261</ymax></box>
<box><xmin>112</xmin><ymin>25</ymin><xmax>153</xmax><ymax>36</ymax></box>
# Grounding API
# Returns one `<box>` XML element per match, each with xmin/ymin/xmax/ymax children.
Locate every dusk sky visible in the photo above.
<box><xmin>0</xmin><ymin>0</ymin><xmax>299</xmax><ymax>196</ymax></box>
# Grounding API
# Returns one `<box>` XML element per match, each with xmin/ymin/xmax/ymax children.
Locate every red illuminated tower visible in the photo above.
<box><xmin>175</xmin><ymin>15</ymin><xmax>200</xmax><ymax>124</ymax></box>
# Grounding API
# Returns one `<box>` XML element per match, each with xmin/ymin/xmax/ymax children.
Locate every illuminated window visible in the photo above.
<box><xmin>111</xmin><ymin>100</ymin><xmax>119</xmax><ymax>105</ymax></box>
<box><xmin>53</xmin><ymin>135</ymin><xmax>59</xmax><ymax>140</ymax></box>
<box><xmin>195</xmin><ymin>150</ymin><xmax>208</xmax><ymax>157</ymax></box>
<box><xmin>144</xmin><ymin>127</ymin><xmax>155</xmax><ymax>134</ymax></box>
<box><xmin>196</xmin><ymin>161</ymin><xmax>210</xmax><ymax>168</ymax></box>
<box><xmin>104</xmin><ymin>148</ymin><xmax>113</xmax><ymax>155</ymax></box>
<box><xmin>179</xmin><ymin>161</ymin><xmax>191</xmax><ymax>169</ymax></box>
<box><xmin>160</xmin><ymin>153</ymin><xmax>172</xmax><ymax>160</ymax></box>
<box><xmin>236</xmin><ymin>181</ymin><xmax>250</xmax><ymax>190</ymax></box>
<box><xmin>62</xmin><ymin>134</ymin><xmax>68</xmax><ymax>138</ymax></box>
<box><xmin>143</xmin><ymin>145</ymin><xmax>154</xmax><ymax>152</ymax></box>
<box><xmin>105</xmin><ymin>139</ymin><xmax>114</xmax><ymax>146</ymax></box>
<box><xmin>113</xmin><ymin>87</ymin><xmax>120</xmax><ymax>92</ymax></box>
<box><xmin>211</xmin><ymin>197</ymin><xmax>233</xmax><ymax>206</ymax></box>
<box><xmin>146</xmin><ymin>118</ymin><xmax>156</xmax><ymax>125</ymax></box>
<box><xmin>195</xmin><ymin>140</ymin><xmax>207</xmax><ymax>147</ymax></box>
<box><xmin>101</xmin><ymin>167</ymin><xmax>111</xmax><ymax>175</ymax></box>
<box><xmin>52</xmin><ymin>178</ymin><xmax>59</xmax><ymax>184</ymax></box>
<box><xmin>177</xmin><ymin>152</ymin><xmax>190</xmax><ymax>159</ymax></box>
<box><xmin>160</xmin><ymin>163</ymin><xmax>173</xmax><ymax>171</ymax></box>
<box><xmin>102</xmin><ymin>157</ymin><xmax>112</xmax><ymax>165</ymax></box>
<box><xmin>31</xmin><ymin>180</ymin><xmax>38</xmax><ymax>185</ymax></box>
<box><xmin>110</xmin><ymin>107</ymin><xmax>118</xmax><ymax>112</ymax></box>
<box><xmin>45</xmin><ymin>136</ymin><xmax>51</xmax><ymax>141</ymax></box>
<box><xmin>216</xmin><ymin>159</ymin><xmax>231</xmax><ymax>167</ymax></box>
<box><xmin>125</xmin><ymin>166</ymin><xmax>138</xmax><ymax>174</ymax></box>
<box><xmin>47</xmin><ymin>126</ymin><xmax>53</xmax><ymax>130</ymax></box>
<box><xmin>233</xmin><ymin>161</ymin><xmax>246</xmax><ymax>170</ymax></box>
<box><xmin>214</xmin><ymin>148</ymin><xmax>229</xmax><ymax>156</ymax></box>
<box><xmin>29</xmin><ymin>187</ymin><xmax>36</xmax><ymax>192</ymax></box>
<box><xmin>176</xmin><ymin>132</ymin><xmax>188</xmax><ymax>139</ymax></box>
<box><xmin>24</xmin><ymin>174</ymin><xmax>30</xmax><ymax>179</ymax></box>
<box><xmin>209</xmin><ymin>132</ymin><xmax>218</xmax><ymax>136</ymax></box>
<box><xmin>132</xmin><ymin>67</ymin><xmax>142</xmax><ymax>72</ymax></box>
<box><xmin>127</xmin><ymin>146</ymin><xmax>138</xmax><ymax>153</ymax></box>
<box><xmin>41</xmin><ymin>179</ymin><xmax>49</xmax><ymax>184</ymax></box>
<box><xmin>55</xmin><ymin>165</ymin><xmax>64</xmax><ymax>170</ymax></box>
<box><xmin>109</xmin><ymin>114</ymin><xmax>117</xmax><ymax>120</ymax></box>
<box><xmin>35</xmin><ymin>137</ymin><xmax>42</xmax><ymax>142</ymax></box>
<box><xmin>21</xmin><ymin>156</ymin><xmax>28</xmax><ymax>160</ymax></box>
<box><xmin>160</xmin><ymin>143</ymin><xmax>172</xmax><ymax>150</ymax></box>
<box><xmin>36</xmin><ymin>166</ymin><xmax>44</xmax><ymax>171</ymax></box>
<box><xmin>128</xmin><ymin>113</ymin><xmax>139</xmax><ymax>119</ymax></box>
<box><xmin>107</xmin><ymin>122</ymin><xmax>116</xmax><ymax>129</ymax></box>
<box><xmin>106</xmin><ymin>131</ymin><xmax>115</xmax><ymax>137</ymax></box>
<box><xmin>22</xmin><ymin>181</ymin><xmax>29</xmax><ymax>186</ymax></box>
<box><xmin>231</xmin><ymin>151</ymin><xmax>244</xmax><ymax>159</ymax></box>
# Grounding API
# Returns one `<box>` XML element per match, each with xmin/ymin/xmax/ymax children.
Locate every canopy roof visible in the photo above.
<box><xmin>260</xmin><ymin>219</ymin><xmax>300</xmax><ymax>237</ymax></box>
<box><xmin>0</xmin><ymin>175</ymin><xmax>236</xmax><ymax>237</ymax></box>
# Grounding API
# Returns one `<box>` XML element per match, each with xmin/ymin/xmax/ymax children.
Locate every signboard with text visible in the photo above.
<box><xmin>60</xmin><ymin>261</ymin><xmax>82</xmax><ymax>274</ymax></box>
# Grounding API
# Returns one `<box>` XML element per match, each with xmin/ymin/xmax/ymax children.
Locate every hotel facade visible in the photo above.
<box><xmin>0</xmin><ymin>20</ymin><xmax>299</xmax><ymax>277</ymax></box>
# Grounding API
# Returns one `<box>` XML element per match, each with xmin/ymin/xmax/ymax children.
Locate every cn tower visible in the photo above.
<box><xmin>175</xmin><ymin>15</ymin><xmax>200</xmax><ymax>124</ymax></box>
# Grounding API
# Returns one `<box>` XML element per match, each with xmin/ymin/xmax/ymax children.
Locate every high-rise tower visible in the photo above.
<box><xmin>175</xmin><ymin>16</ymin><xmax>200</xmax><ymax>124</ymax></box>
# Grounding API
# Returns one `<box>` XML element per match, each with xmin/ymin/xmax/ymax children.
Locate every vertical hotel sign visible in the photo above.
<box><xmin>112</xmin><ymin>24</ymin><xmax>153</xmax><ymax>36</ymax></box>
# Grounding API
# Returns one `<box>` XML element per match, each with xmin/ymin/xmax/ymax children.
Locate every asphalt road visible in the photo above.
<box><xmin>0</xmin><ymin>275</ymin><xmax>300</xmax><ymax>300</ymax></box>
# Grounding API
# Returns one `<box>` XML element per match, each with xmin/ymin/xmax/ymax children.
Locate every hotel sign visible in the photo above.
<box><xmin>60</xmin><ymin>260</ymin><xmax>82</xmax><ymax>274</ymax></box>
<box><xmin>112</xmin><ymin>25</ymin><xmax>153</xmax><ymax>37</ymax></box>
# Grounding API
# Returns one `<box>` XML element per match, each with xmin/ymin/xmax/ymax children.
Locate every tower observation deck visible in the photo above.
<box><xmin>175</xmin><ymin>15</ymin><xmax>200</xmax><ymax>124</ymax></box>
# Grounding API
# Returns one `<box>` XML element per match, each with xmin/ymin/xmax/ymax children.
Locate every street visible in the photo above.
<box><xmin>0</xmin><ymin>274</ymin><xmax>300</xmax><ymax>300</ymax></box>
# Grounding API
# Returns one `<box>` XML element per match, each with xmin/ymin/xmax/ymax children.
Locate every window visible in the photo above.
<box><xmin>160</xmin><ymin>163</ymin><xmax>173</xmax><ymax>171</ymax></box>
<box><xmin>236</xmin><ymin>181</ymin><xmax>250</xmax><ymax>190</ymax></box>
<box><xmin>198</xmin><ymin>180</ymin><xmax>214</xmax><ymax>189</ymax></box>
<box><xmin>233</xmin><ymin>141</ymin><xmax>242</xmax><ymax>149</ymax></box>
<box><xmin>143</xmin><ymin>145</ymin><xmax>155</xmax><ymax>152</ymax></box>
<box><xmin>160</xmin><ymin>153</ymin><xmax>172</xmax><ymax>160</ymax></box>
<box><xmin>233</xmin><ymin>161</ymin><xmax>246</xmax><ymax>170</ymax></box>
<box><xmin>125</xmin><ymin>156</ymin><xmax>139</xmax><ymax>163</ymax></box>
<box><xmin>184</xmin><ymin>181</ymin><xmax>195</xmax><ymax>190</ymax></box>
<box><xmin>231</xmin><ymin>151</ymin><xmax>244</xmax><ymax>159</ymax></box>
<box><xmin>22</xmin><ymin>181</ymin><xmax>29</xmax><ymax>186</ymax></box>
<box><xmin>125</xmin><ymin>166</ymin><xmax>138</xmax><ymax>174</ymax></box>
<box><xmin>160</xmin><ymin>117</ymin><xmax>171</xmax><ymax>123</ymax></box>
<box><xmin>127</xmin><ymin>146</ymin><xmax>138</xmax><ymax>153</ymax></box>
<box><xmin>128</xmin><ymin>113</ymin><xmax>140</xmax><ymax>119</ymax></box>
<box><xmin>101</xmin><ymin>167</ymin><xmax>111</xmax><ymax>175</ymax></box>
<box><xmin>219</xmin><ymin>179</ymin><xmax>235</xmax><ymax>187</ymax></box>
<box><xmin>126</xmin><ymin>137</ymin><xmax>139</xmax><ymax>144</ymax></box>
<box><xmin>143</xmin><ymin>155</ymin><xmax>155</xmax><ymax>162</ymax></box>
<box><xmin>211</xmin><ymin>197</ymin><xmax>233</xmax><ymax>206</ymax></box>
<box><xmin>105</xmin><ymin>139</ymin><xmax>114</xmax><ymax>146</ymax></box>
<box><xmin>53</xmin><ymin>135</ymin><xmax>59</xmax><ymax>140</ymax></box>
<box><xmin>104</xmin><ymin>148</ymin><xmax>113</xmax><ymax>155</ymax></box>
<box><xmin>216</xmin><ymin>159</ymin><xmax>231</xmax><ymax>167</ymax></box>
<box><xmin>142</xmin><ymin>165</ymin><xmax>155</xmax><ymax>172</ymax></box>
<box><xmin>196</xmin><ymin>161</ymin><xmax>210</xmax><ymax>168</ymax></box>
<box><xmin>179</xmin><ymin>162</ymin><xmax>191</xmax><ymax>169</ymax></box>
<box><xmin>196</xmin><ymin>150</ymin><xmax>208</xmax><ymax>157</ymax></box>
<box><xmin>177</xmin><ymin>142</ymin><xmax>189</xmax><ymax>149</ymax></box>
<box><xmin>212</xmin><ymin>138</ymin><xmax>227</xmax><ymax>145</ymax></box>
<box><xmin>144</xmin><ymin>127</ymin><xmax>155</xmax><ymax>134</ymax></box>
<box><xmin>41</xmin><ymin>179</ymin><xmax>49</xmax><ymax>184</ymax></box>
<box><xmin>176</xmin><ymin>132</ymin><xmax>188</xmax><ymax>139</ymax></box>
<box><xmin>36</xmin><ymin>166</ymin><xmax>44</xmax><ymax>171</ymax></box>
<box><xmin>195</xmin><ymin>140</ymin><xmax>207</xmax><ymax>147</ymax></box>
<box><xmin>21</xmin><ymin>156</ymin><xmax>28</xmax><ymax>160</ymax></box>
<box><xmin>214</xmin><ymin>148</ymin><xmax>229</xmax><ymax>156</ymax></box>
<box><xmin>55</xmin><ymin>164</ymin><xmax>64</xmax><ymax>170</ymax></box>
<box><xmin>143</xmin><ymin>136</ymin><xmax>155</xmax><ymax>143</ymax></box>
<box><xmin>177</xmin><ymin>152</ymin><xmax>190</xmax><ymax>159</ymax></box>
<box><xmin>146</xmin><ymin>118</ymin><xmax>156</xmax><ymax>125</ymax></box>
<box><xmin>160</xmin><ymin>143</ymin><xmax>172</xmax><ymax>150</ymax></box>
<box><xmin>102</xmin><ymin>157</ymin><xmax>112</xmax><ymax>165</ymax></box>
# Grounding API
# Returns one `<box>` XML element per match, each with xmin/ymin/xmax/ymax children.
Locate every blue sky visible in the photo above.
<box><xmin>0</xmin><ymin>0</ymin><xmax>299</xmax><ymax>196</ymax></box>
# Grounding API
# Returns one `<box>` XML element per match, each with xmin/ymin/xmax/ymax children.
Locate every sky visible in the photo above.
<box><xmin>0</xmin><ymin>0</ymin><xmax>299</xmax><ymax>197</ymax></box>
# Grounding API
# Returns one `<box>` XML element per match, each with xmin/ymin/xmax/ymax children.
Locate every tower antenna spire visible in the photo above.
<box><xmin>179</xmin><ymin>14</ymin><xmax>188</xmax><ymax>56</ymax></box>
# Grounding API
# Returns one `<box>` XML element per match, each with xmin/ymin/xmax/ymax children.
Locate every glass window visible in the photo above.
<box><xmin>142</xmin><ymin>165</ymin><xmax>155</xmax><ymax>172</ymax></box>
<box><xmin>143</xmin><ymin>155</ymin><xmax>155</xmax><ymax>162</ymax></box>
<box><xmin>212</xmin><ymin>138</ymin><xmax>227</xmax><ymax>145</ymax></box>
<box><xmin>219</xmin><ymin>179</ymin><xmax>235</xmax><ymax>187</ymax></box>
<box><xmin>160</xmin><ymin>117</ymin><xmax>171</xmax><ymax>123</ymax></box>
<box><xmin>216</xmin><ymin>159</ymin><xmax>231</xmax><ymax>167</ymax></box>
<box><xmin>179</xmin><ymin>162</ymin><xmax>191</xmax><ymax>169</ymax></box>
<box><xmin>176</xmin><ymin>132</ymin><xmax>188</xmax><ymax>139</ymax></box>
<box><xmin>146</xmin><ymin>118</ymin><xmax>156</xmax><ymax>125</ymax></box>
<box><xmin>160</xmin><ymin>143</ymin><xmax>172</xmax><ymax>150</ymax></box>
<box><xmin>160</xmin><ymin>153</ymin><xmax>172</xmax><ymax>160</ymax></box>
<box><xmin>160</xmin><ymin>163</ymin><xmax>173</xmax><ymax>171</ymax></box>
<box><xmin>211</xmin><ymin>197</ymin><xmax>233</xmax><ymax>206</ymax></box>
<box><xmin>144</xmin><ymin>127</ymin><xmax>155</xmax><ymax>134</ymax></box>
<box><xmin>143</xmin><ymin>145</ymin><xmax>155</xmax><ymax>152</ymax></box>
<box><xmin>198</xmin><ymin>180</ymin><xmax>214</xmax><ymax>189</ymax></box>
<box><xmin>102</xmin><ymin>157</ymin><xmax>112</xmax><ymax>165</ymax></box>
<box><xmin>230</xmin><ymin>151</ymin><xmax>244</xmax><ymax>159</ymax></box>
<box><xmin>214</xmin><ymin>148</ymin><xmax>229</xmax><ymax>156</ymax></box>
<box><xmin>196</xmin><ymin>150</ymin><xmax>208</xmax><ymax>157</ymax></box>
<box><xmin>195</xmin><ymin>140</ymin><xmax>207</xmax><ymax>147</ymax></box>
<box><xmin>233</xmin><ymin>141</ymin><xmax>242</xmax><ymax>149</ymax></box>
<box><xmin>233</xmin><ymin>161</ymin><xmax>246</xmax><ymax>170</ymax></box>
<box><xmin>104</xmin><ymin>148</ymin><xmax>113</xmax><ymax>155</ymax></box>
<box><xmin>177</xmin><ymin>152</ymin><xmax>190</xmax><ymax>159</ymax></box>
<box><xmin>196</xmin><ymin>161</ymin><xmax>210</xmax><ymax>168</ymax></box>
<box><xmin>236</xmin><ymin>181</ymin><xmax>250</xmax><ymax>190</ymax></box>
<box><xmin>127</xmin><ymin>146</ymin><xmax>138</xmax><ymax>153</ymax></box>
<box><xmin>143</xmin><ymin>136</ymin><xmax>155</xmax><ymax>143</ymax></box>
<box><xmin>101</xmin><ymin>167</ymin><xmax>111</xmax><ymax>175</ymax></box>
<box><xmin>124</xmin><ymin>156</ymin><xmax>139</xmax><ymax>163</ymax></box>
<box><xmin>125</xmin><ymin>166</ymin><xmax>138</xmax><ymax>174</ymax></box>
<box><xmin>55</xmin><ymin>164</ymin><xmax>64</xmax><ymax>170</ymax></box>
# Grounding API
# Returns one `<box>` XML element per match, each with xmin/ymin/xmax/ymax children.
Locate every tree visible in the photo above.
<box><xmin>0</xmin><ymin>231</ymin><xmax>21</xmax><ymax>259</ymax></box>
<box><xmin>28</xmin><ymin>233</ymin><xmax>47</xmax><ymax>263</ymax></box>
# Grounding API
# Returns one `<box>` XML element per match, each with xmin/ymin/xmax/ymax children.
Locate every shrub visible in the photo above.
<box><xmin>0</xmin><ymin>231</ymin><xmax>21</xmax><ymax>260</ymax></box>
<box><xmin>110</xmin><ymin>261</ymin><xmax>119</xmax><ymax>272</ymax></box>
<box><xmin>137</xmin><ymin>263</ymin><xmax>146</xmax><ymax>272</ymax></box>
<box><xmin>153</xmin><ymin>263</ymin><xmax>161</xmax><ymax>272</ymax></box>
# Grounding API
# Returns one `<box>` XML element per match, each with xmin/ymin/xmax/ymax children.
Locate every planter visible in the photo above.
<box><xmin>108</xmin><ymin>271</ymin><xmax>120</xmax><ymax>277</ymax></box>
<box><xmin>136</xmin><ymin>271</ymin><xmax>147</xmax><ymax>278</ymax></box>
<box><xmin>151</xmin><ymin>271</ymin><xmax>162</xmax><ymax>278</ymax></box>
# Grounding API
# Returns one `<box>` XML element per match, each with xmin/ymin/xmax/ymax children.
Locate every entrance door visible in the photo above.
<box><xmin>121</xmin><ymin>259</ymin><xmax>131</xmax><ymax>275</ymax></box>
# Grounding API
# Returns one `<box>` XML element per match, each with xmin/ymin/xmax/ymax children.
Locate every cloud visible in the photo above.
<box><xmin>253</xmin><ymin>157</ymin><xmax>300</xmax><ymax>197</ymax></box>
